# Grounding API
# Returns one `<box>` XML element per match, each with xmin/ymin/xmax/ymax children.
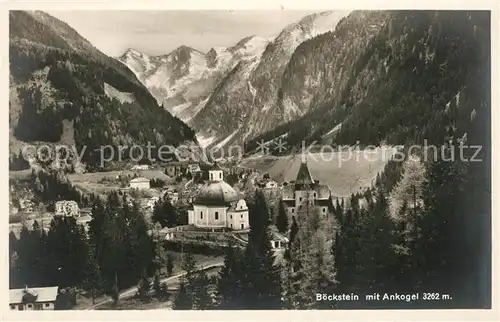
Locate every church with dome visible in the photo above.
<box><xmin>187</xmin><ymin>163</ymin><xmax>250</xmax><ymax>230</ymax></box>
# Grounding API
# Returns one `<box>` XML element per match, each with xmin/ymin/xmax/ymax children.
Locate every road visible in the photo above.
<box><xmin>85</xmin><ymin>258</ymin><xmax>224</xmax><ymax>310</ymax></box>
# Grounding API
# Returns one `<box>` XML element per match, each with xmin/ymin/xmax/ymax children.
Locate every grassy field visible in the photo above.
<box><xmin>239</xmin><ymin>147</ymin><xmax>396</xmax><ymax>197</ymax></box>
<box><xmin>68</xmin><ymin>169</ymin><xmax>171</xmax><ymax>183</ymax></box>
<box><xmin>67</xmin><ymin>169</ymin><xmax>173</xmax><ymax>196</ymax></box>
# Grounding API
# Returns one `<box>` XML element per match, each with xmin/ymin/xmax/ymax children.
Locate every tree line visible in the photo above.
<box><xmin>9</xmin><ymin>190</ymin><xmax>173</xmax><ymax>307</ymax></box>
<box><xmin>170</xmin><ymin>137</ymin><xmax>489</xmax><ymax>309</ymax></box>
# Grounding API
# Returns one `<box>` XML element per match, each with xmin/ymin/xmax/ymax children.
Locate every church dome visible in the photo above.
<box><xmin>194</xmin><ymin>181</ymin><xmax>240</xmax><ymax>205</ymax></box>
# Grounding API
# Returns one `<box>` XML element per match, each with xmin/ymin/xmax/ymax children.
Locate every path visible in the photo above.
<box><xmin>85</xmin><ymin>258</ymin><xmax>224</xmax><ymax>310</ymax></box>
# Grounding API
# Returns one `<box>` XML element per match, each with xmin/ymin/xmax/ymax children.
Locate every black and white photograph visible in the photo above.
<box><xmin>6</xmin><ymin>3</ymin><xmax>495</xmax><ymax>315</ymax></box>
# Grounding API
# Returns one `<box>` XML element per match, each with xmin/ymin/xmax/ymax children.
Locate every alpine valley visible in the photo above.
<box><xmin>118</xmin><ymin>10</ymin><xmax>489</xmax><ymax>156</ymax></box>
<box><xmin>8</xmin><ymin>9</ymin><xmax>492</xmax><ymax>311</ymax></box>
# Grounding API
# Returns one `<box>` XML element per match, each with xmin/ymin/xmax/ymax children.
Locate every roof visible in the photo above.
<box><xmin>130</xmin><ymin>177</ymin><xmax>150</xmax><ymax>183</ymax></box>
<box><xmin>269</xmin><ymin>227</ymin><xmax>289</xmax><ymax>242</ymax></box>
<box><xmin>194</xmin><ymin>181</ymin><xmax>240</xmax><ymax>205</ymax></box>
<box><xmin>9</xmin><ymin>286</ymin><xmax>58</xmax><ymax>304</ymax></box>
<box><xmin>227</xmin><ymin>200</ymin><xmax>248</xmax><ymax>212</ymax></box>
<box><xmin>296</xmin><ymin>160</ymin><xmax>314</xmax><ymax>184</ymax></box>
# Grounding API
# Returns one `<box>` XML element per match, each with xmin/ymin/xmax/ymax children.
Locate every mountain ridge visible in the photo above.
<box><xmin>9</xmin><ymin>10</ymin><xmax>197</xmax><ymax>170</ymax></box>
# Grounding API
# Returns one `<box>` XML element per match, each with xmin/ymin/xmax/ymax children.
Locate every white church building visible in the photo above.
<box><xmin>188</xmin><ymin>163</ymin><xmax>249</xmax><ymax>230</ymax></box>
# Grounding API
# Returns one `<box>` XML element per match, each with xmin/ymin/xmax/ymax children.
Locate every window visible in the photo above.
<box><xmin>291</xmin><ymin>208</ymin><xmax>295</xmax><ymax>213</ymax></box>
<box><xmin>230</xmin><ymin>215</ymin><xmax>233</xmax><ymax>219</ymax></box>
<box><xmin>200</xmin><ymin>211</ymin><xmax>203</xmax><ymax>219</ymax></box>
<box><xmin>10</xmin><ymin>305</ymin><xmax>15</xmax><ymax>310</ymax></box>
<box><xmin>18</xmin><ymin>305</ymin><xmax>23</xmax><ymax>311</ymax></box>
<box><xmin>219</xmin><ymin>173</ymin><xmax>222</xmax><ymax>179</ymax></box>
<box><xmin>241</xmin><ymin>214</ymin><xmax>243</xmax><ymax>219</ymax></box>
<box><xmin>45</xmin><ymin>303</ymin><xmax>50</xmax><ymax>308</ymax></box>
<box><xmin>314</xmin><ymin>193</ymin><xmax>317</xmax><ymax>198</ymax></box>
<box><xmin>210</xmin><ymin>173</ymin><xmax>213</xmax><ymax>180</ymax></box>
<box><xmin>323</xmin><ymin>208</ymin><xmax>326</xmax><ymax>213</ymax></box>
<box><xmin>241</xmin><ymin>224</ymin><xmax>244</xmax><ymax>229</ymax></box>
<box><xmin>215</xmin><ymin>211</ymin><xmax>219</xmax><ymax>220</ymax></box>
<box><xmin>27</xmin><ymin>304</ymin><xmax>33</xmax><ymax>309</ymax></box>
<box><xmin>299</xmin><ymin>197</ymin><xmax>302</xmax><ymax>202</ymax></box>
<box><xmin>35</xmin><ymin>303</ymin><xmax>43</xmax><ymax>310</ymax></box>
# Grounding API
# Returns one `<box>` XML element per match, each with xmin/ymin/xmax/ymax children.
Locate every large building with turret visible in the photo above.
<box><xmin>281</xmin><ymin>160</ymin><xmax>332</xmax><ymax>218</ymax></box>
<box><xmin>187</xmin><ymin>163</ymin><xmax>250</xmax><ymax>230</ymax></box>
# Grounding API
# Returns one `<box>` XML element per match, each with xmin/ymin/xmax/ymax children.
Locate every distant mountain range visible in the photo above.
<box><xmin>118</xmin><ymin>11</ymin><xmax>349</xmax><ymax>148</ymax></box>
<box><xmin>117</xmin><ymin>35</ymin><xmax>270</xmax><ymax>125</ymax></box>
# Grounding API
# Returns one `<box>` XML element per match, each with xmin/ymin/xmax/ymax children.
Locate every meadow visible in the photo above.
<box><xmin>239</xmin><ymin>147</ymin><xmax>397</xmax><ymax>197</ymax></box>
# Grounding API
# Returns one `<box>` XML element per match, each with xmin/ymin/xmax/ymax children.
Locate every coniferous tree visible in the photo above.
<box><xmin>242</xmin><ymin>191</ymin><xmax>282</xmax><ymax>309</ymax></box>
<box><xmin>174</xmin><ymin>282</ymin><xmax>192</xmax><ymax>310</ymax></box>
<box><xmin>166</xmin><ymin>253</ymin><xmax>174</xmax><ymax>277</ymax></box>
<box><xmin>217</xmin><ymin>244</ymin><xmax>245</xmax><ymax>309</ymax></box>
<box><xmin>276</xmin><ymin>200</ymin><xmax>289</xmax><ymax>233</ymax></box>
<box><xmin>81</xmin><ymin>243</ymin><xmax>102</xmax><ymax>304</ymax></box>
<box><xmin>287</xmin><ymin>201</ymin><xmax>337</xmax><ymax>309</ymax></box>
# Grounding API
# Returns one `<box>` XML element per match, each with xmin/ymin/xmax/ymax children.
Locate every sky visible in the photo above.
<box><xmin>47</xmin><ymin>10</ymin><xmax>317</xmax><ymax>57</ymax></box>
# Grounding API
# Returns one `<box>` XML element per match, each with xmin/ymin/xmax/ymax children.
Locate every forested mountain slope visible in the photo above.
<box><xmin>247</xmin><ymin>10</ymin><xmax>489</xmax><ymax>152</ymax></box>
<box><xmin>9</xmin><ymin>11</ymin><xmax>196</xmax><ymax>169</ymax></box>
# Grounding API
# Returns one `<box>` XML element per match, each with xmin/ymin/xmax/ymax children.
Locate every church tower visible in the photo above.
<box><xmin>209</xmin><ymin>162</ymin><xmax>223</xmax><ymax>182</ymax></box>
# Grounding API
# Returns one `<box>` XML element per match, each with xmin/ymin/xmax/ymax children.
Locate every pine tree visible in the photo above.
<box><xmin>217</xmin><ymin>244</ymin><xmax>244</xmax><ymax>308</ymax></box>
<box><xmin>276</xmin><ymin>200</ymin><xmax>288</xmax><ymax>233</ymax></box>
<box><xmin>166</xmin><ymin>253</ymin><xmax>174</xmax><ymax>277</ymax></box>
<box><xmin>191</xmin><ymin>270</ymin><xmax>215</xmax><ymax>310</ymax></box>
<box><xmin>240</xmin><ymin>191</ymin><xmax>282</xmax><ymax>309</ymax></box>
<box><xmin>288</xmin><ymin>203</ymin><xmax>337</xmax><ymax>309</ymax></box>
<box><xmin>137</xmin><ymin>272</ymin><xmax>151</xmax><ymax>302</ymax></box>
<box><xmin>174</xmin><ymin>282</ymin><xmax>192</xmax><ymax>309</ymax></box>
<box><xmin>81</xmin><ymin>243</ymin><xmax>102</xmax><ymax>304</ymax></box>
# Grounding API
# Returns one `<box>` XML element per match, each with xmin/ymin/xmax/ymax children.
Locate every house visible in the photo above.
<box><xmin>187</xmin><ymin>163</ymin><xmax>249</xmax><ymax>230</ymax></box>
<box><xmin>54</xmin><ymin>200</ymin><xmax>79</xmax><ymax>217</ymax></box>
<box><xmin>164</xmin><ymin>163</ymin><xmax>183</xmax><ymax>177</ymax></box>
<box><xmin>269</xmin><ymin>227</ymin><xmax>289</xmax><ymax>249</ymax></box>
<box><xmin>264</xmin><ymin>180</ymin><xmax>278</xmax><ymax>189</ymax></box>
<box><xmin>281</xmin><ymin>159</ymin><xmax>332</xmax><ymax>219</ymax></box>
<box><xmin>9</xmin><ymin>286</ymin><xmax>58</xmax><ymax>311</ymax></box>
<box><xmin>132</xmin><ymin>164</ymin><xmax>149</xmax><ymax>170</ymax></box>
<box><xmin>19</xmin><ymin>199</ymin><xmax>34</xmax><ymax>213</ymax></box>
<box><xmin>169</xmin><ymin>192</ymin><xmax>179</xmax><ymax>204</ymax></box>
<box><xmin>130</xmin><ymin>177</ymin><xmax>150</xmax><ymax>190</ymax></box>
<box><xmin>147</xmin><ymin>196</ymin><xmax>160</xmax><ymax>210</ymax></box>
<box><xmin>186</xmin><ymin>164</ymin><xmax>201</xmax><ymax>174</ymax></box>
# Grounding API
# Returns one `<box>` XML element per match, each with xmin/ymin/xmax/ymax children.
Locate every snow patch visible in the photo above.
<box><xmin>185</xmin><ymin>97</ymin><xmax>210</xmax><ymax>124</ymax></box>
<box><xmin>214</xmin><ymin>129</ymin><xmax>240</xmax><ymax>150</ymax></box>
<box><xmin>236</xmin><ymin>36</ymin><xmax>269</xmax><ymax>59</ymax></box>
<box><xmin>282</xmin><ymin>96</ymin><xmax>301</xmax><ymax>118</ymax></box>
<box><xmin>196</xmin><ymin>133</ymin><xmax>217</xmax><ymax>148</ymax></box>
<box><xmin>323</xmin><ymin>122</ymin><xmax>343</xmax><ymax>138</ymax></box>
<box><xmin>104</xmin><ymin>83</ymin><xmax>135</xmax><ymax>104</ymax></box>
<box><xmin>171</xmin><ymin>102</ymin><xmax>192</xmax><ymax>117</ymax></box>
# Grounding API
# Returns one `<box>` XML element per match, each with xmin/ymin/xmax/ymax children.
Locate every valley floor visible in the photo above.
<box><xmin>239</xmin><ymin>147</ymin><xmax>396</xmax><ymax>196</ymax></box>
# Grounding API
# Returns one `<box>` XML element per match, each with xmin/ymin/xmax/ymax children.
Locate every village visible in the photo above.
<box><xmin>9</xmin><ymin>155</ymin><xmax>341</xmax><ymax>310</ymax></box>
<box><xmin>8</xmin><ymin>158</ymin><xmax>332</xmax><ymax>249</ymax></box>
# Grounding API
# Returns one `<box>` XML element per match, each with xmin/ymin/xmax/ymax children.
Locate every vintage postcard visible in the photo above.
<box><xmin>2</xmin><ymin>0</ymin><xmax>498</xmax><ymax>320</ymax></box>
